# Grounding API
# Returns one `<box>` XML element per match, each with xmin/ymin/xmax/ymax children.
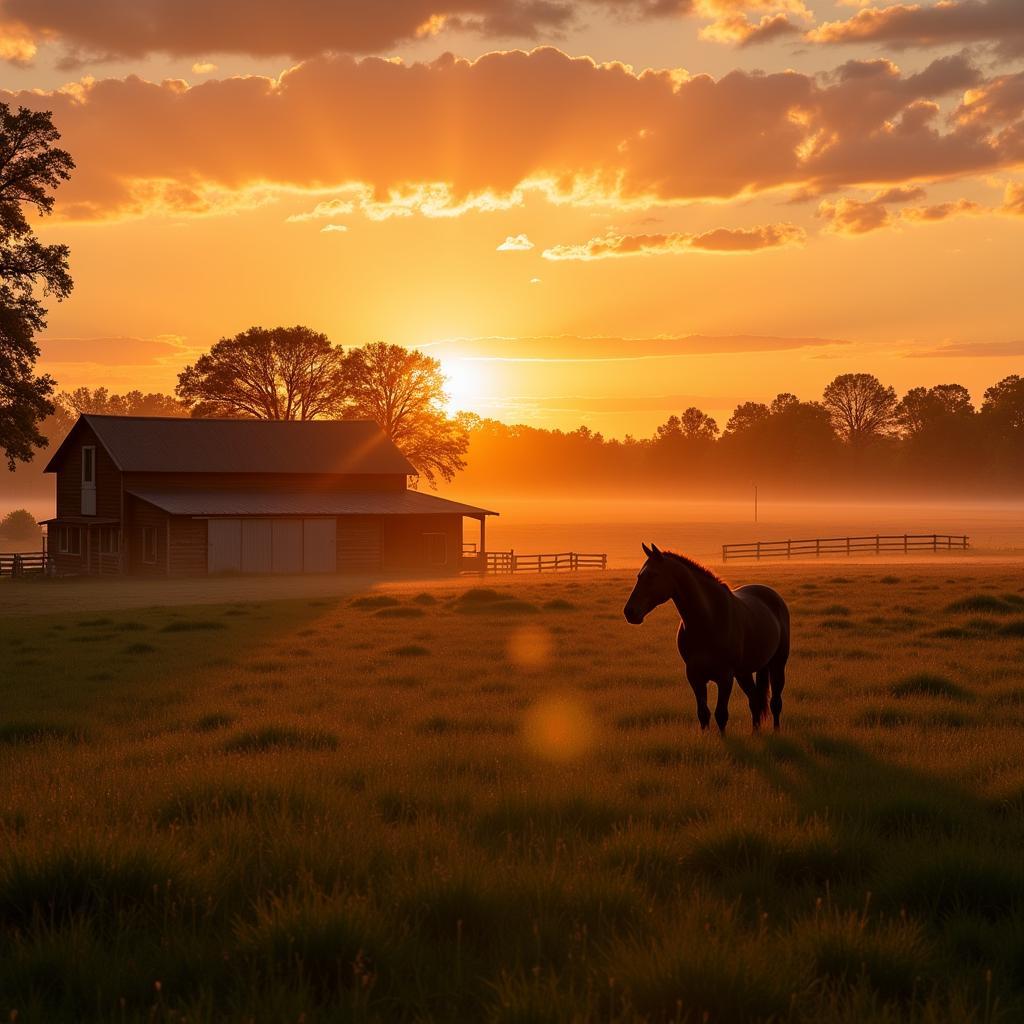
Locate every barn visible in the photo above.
<box><xmin>41</xmin><ymin>414</ymin><xmax>496</xmax><ymax>577</ymax></box>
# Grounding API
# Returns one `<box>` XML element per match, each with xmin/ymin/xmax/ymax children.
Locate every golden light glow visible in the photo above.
<box><xmin>522</xmin><ymin>693</ymin><xmax>598</xmax><ymax>762</ymax></box>
<box><xmin>440</xmin><ymin>358</ymin><xmax>492</xmax><ymax>416</ymax></box>
<box><xmin>506</xmin><ymin>624</ymin><xmax>553</xmax><ymax>671</ymax></box>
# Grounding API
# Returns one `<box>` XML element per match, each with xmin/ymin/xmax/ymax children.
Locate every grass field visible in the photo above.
<box><xmin>2</xmin><ymin>564</ymin><xmax>1024</xmax><ymax>1022</ymax></box>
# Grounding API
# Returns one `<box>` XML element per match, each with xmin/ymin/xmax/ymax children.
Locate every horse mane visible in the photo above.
<box><xmin>661</xmin><ymin>550</ymin><xmax>729</xmax><ymax>588</ymax></box>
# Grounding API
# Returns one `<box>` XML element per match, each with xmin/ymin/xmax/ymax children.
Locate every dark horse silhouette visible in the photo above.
<box><xmin>623</xmin><ymin>543</ymin><xmax>790</xmax><ymax>733</ymax></box>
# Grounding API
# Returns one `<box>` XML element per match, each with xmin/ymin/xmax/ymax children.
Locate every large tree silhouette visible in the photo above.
<box><xmin>822</xmin><ymin>373</ymin><xmax>898</xmax><ymax>446</ymax></box>
<box><xmin>176</xmin><ymin>326</ymin><xmax>347</xmax><ymax>420</ymax></box>
<box><xmin>342</xmin><ymin>342</ymin><xmax>468</xmax><ymax>487</ymax></box>
<box><xmin>0</xmin><ymin>104</ymin><xmax>74</xmax><ymax>470</ymax></box>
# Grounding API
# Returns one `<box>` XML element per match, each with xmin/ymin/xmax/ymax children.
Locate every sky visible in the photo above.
<box><xmin>3</xmin><ymin>0</ymin><xmax>1023</xmax><ymax>437</ymax></box>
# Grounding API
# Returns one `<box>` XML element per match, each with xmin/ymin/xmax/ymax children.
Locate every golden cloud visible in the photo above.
<box><xmin>7</xmin><ymin>48</ymin><xmax>1021</xmax><ymax>224</ymax></box>
<box><xmin>496</xmin><ymin>233</ymin><xmax>535</xmax><ymax>251</ymax></box>
<box><xmin>542</xmin><ymin>222</ymin><xmax>804</xmax><ymax>259</ymax></box>
<box><xmin>808</xmin><ymin>1</ymin><xmax>1024</xmax><ymax>57</ymax></box>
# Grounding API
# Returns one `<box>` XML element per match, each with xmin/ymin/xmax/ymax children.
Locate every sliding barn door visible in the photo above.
<box><xmin>207</xmin><ymin>519</ymin><xmax>242</xmax><ymax>573</ymax></box>
<box><xmin>302</xmin><ymin>518</ymin><xmax>337</xmax><ymax>573</ymax></box>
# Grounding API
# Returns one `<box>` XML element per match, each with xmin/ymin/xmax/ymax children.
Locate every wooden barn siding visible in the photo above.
<box><xmin>125</xmin><ymin>496</ymin><xmax>169</xmax><ymax>575</ymax></box>
<box><xmin>51</xmin><ymin>547</ymin><xmax>84</xmax><ymax>576</ymax></box>
<box><xmin>336</xmin><ymin>515</ymin><xmax>382</xmax><ymax>573</ymax></box>
<box><xmin>381</xmin><ymin>514</ymin><xmax>464</xmax><ymax>575</ymax></box>
<box><xmin>169</xmin><ymin>517</ymin><xmax>208</xmax><ymax>576</ymax></box>
<box><xmin>54</xmin><ymin>422</ymin><xmax>121</xmax><ymax>520</ymax></box>
<box><xmin>122</xmin><ymin>472</ymin><xmax>408</xmax><ymax>493</ymax></box>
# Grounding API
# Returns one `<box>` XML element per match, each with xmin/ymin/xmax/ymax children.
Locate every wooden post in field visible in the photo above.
<box><xmin>722</xmin><ymin>544</ymin><xmax>727</xmax><ymax>562</ymax></box>
<box><xmin>756</xmin><ymin>541</ymin><xmax>761</xmax><ymax>560</ymax></box>
<box><xmin>933</xmin><ymin>533</ymin><xmax>937</xmax><ymax>552</ymax></box>
<box><xmin>787</xmin><ymin>539</ymin><xmax>791</xmax><ymax>559</ymax></box>
<box><xmin>904</xmin><ymin>534</ymin><xmax>908</xmax><ymax>553</ymax></box>
<box><xmin>875</xmin><ymin>534</ymin><xmax>880</xmax><ymax>554</ymax></box>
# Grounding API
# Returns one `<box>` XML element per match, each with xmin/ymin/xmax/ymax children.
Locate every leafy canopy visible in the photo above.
<box><xmin>0</xmin><ymin>104</ymin><xmax>74</xmax><ymax>469</ymax></box>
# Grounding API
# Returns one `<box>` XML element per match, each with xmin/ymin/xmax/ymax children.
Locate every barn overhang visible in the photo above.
<box><xmin>125</xmin><ymin>488</ymin><xmax>498</xmax><ymax>519</ymax></box>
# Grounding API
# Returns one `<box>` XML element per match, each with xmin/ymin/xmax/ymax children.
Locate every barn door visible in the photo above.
<box><xmin>240</xmin><ymin>519</ymin><xmax>273</xmax><ymax>573</ymax></box>
<box><xmin>207</xmin><ymin>519</ymin><xmax>242</xmax><ymax>573</ymax></box>
<box><xmin>271</xmin><ymin>520</ymin><xmax>303</xmax><ymax>573</ymax></box>
<box><xmin>302</xmin><ymin>518</ymin><xmax>337</xmax><ymax>573</ymax></box>
<box><xmin>337</xmin><ymin>518</ymin><xmax>381</xmax><ymax>573</ymax></box>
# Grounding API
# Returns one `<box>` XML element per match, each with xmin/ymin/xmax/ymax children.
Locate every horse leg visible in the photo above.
<box><xmin>769</xmin><ymin>661</ymin><xmax>786</xmax><ymax>731</ymax></box>
<box><xmin>688</xmin><ymin>677</ymin><xmax>712</xmax><ymax>732</ymax></box>
<box><xmin>755</xmin><ymin>669</ymin><xmax>771</xmax><ymax>729</ymax></box>
<box><xmin>735</xmin><ymin>672</ymin><xmax>761</xmax><ymax>732</ymax></box>
<box><xmin>714</xmin><ymin>676</ymin><xmax>733</xmax><ymax>734</ymax></box>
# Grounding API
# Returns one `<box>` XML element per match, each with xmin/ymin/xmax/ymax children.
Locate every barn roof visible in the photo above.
<box><xmin>126</xmin><ymin>488</ymin><xmax>497</xmax><ymax>518</ymax></box>
<box><xmin>44</xmin><ymin>415</ymin><xmax>417</xmax><ymax>475</ymax></box>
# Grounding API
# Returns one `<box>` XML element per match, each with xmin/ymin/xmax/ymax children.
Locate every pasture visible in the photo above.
<box><xmin>2</xmin><ymin>563</ymin><xmax>1024</xmax><ymax>1022</ymax></box>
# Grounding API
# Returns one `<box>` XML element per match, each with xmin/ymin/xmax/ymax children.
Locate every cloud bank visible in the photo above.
<box><xmin>542</xmin><ymin>222</ymin><xmax>805</xmax><ymax>259</ymax></box>
<box><xmin>7</xmin><ymin>48</ymin><xmax>1020</xmax><ymax>225</ymax></box>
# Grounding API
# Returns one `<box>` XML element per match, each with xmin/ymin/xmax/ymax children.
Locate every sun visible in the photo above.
<box><xmin>440</xmin><ymin>357</ymin><xmax>491</xmax><ymax>415</ymax></box>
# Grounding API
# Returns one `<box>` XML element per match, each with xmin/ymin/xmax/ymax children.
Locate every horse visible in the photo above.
<box><xmin>623</xmin><ymin>543</ymin><xmax>790</xmax><ymax>734</ymax></box>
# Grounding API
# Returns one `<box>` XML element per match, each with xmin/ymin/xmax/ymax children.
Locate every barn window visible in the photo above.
<box><xmin>58</xmin><ymin>526</ymin><xmax>81</xmax><ymax>555</ymax></box>
<box><xmin>142</xmin><ymin>526</ymin><xmax>157</xmax><ymax>564</ymax></box>
<box><xmin>424</xmin><ymin>532</ymin><xmax>447</xmax><ymax>566</ymax></box>
<box><xmin>100</xmin><ymin>527</ymin><xmax>120</xmax><ymax>555</ymax></box>
<box><xmin>82</xmin><ymin>446</ymin><xmax>95</xmax><ymax>485</ymax></box>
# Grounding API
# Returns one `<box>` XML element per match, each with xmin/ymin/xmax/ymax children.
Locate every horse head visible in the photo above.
<box><xmin>623</xmin><ymin>543</ymin><xmax>675</xmax><ymax>624</ymax></box>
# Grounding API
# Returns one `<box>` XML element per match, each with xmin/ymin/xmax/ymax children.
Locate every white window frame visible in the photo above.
<box><xmin>424</xmin><ymin>532</ymin><xmax>448</xmax><ymax>566</ymax></box>
<box><xmin>142</xmin><ymin>525</ymin><xmax>157</xmax><ymax>565</ymax></box>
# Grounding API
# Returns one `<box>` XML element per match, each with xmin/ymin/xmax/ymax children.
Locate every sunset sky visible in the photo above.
<box><xmin>3</xmin><ymin>0</ymin><xmax>1022</xmax><ymax>436</ymax></box>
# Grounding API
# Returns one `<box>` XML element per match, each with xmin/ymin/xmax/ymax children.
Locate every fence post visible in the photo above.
<box><xmin>875</xmin><ymin>534</ymin><xmax>880</xmax><ymax>554</ymax></box>
<box><xmin>815</xmin><ymin>538</ymin><xmax>820</xmax><ymax>557</ymax></box>
<box><xmin>903</xmin><ymin>534</ymin><xmax>907</xmax><ymax>553</ymax></box>
<box><xmin>722</xmin><ymin>544</ymin><xmax>727</xmax><ymax>562</ymax></box>
<box><xmin>933</xmin><ymin>534</ymin><xmax>937</xmax><ymax>552</ymax></box>
<box><xmin>756</xmin><ymin>541</ymin><xmax>761</xmax><ymax>561</ymax></box>
<box><xmin>787</xmin><ymin>539</ymin><xmax>791</xmax><ymax>559</ymax></box>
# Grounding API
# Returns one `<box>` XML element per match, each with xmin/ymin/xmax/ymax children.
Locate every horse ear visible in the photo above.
<box><xmin>650</xmin><ymin>543</ymin><xmax>663</xmax><ymax>560</ymax></box>
<box><xmin>641</xmin><ymin>542</ymin><xmax>652</xmax><ymax>558</ymax></box>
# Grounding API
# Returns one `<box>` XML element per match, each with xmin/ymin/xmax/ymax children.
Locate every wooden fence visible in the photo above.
<box><xmin>722</xmin><ymin>533</ymin><xmax>969</xmax><ymax>562</ymax></box>
<box><xmin>462</xmin><ymin>549</ymin><xmax>607</xmax><ymax>574</ymax></box>
<box><xmin>0</xmin><ymin>550</ymin><xmax>51</xmax><ymax>577</ymax></box>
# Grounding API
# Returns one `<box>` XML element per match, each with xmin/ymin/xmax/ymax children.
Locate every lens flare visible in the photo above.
<box><xmin>523</xmin><ymin>693</ymin><xmax>597</xmax><ymax>762</ymax></box>
<box><xmin>506</xmin><ymin>624</ymin><xmax>553</xmax><ymax>671</ymax></box>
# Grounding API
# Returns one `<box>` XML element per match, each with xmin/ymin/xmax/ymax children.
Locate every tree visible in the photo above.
<box><xmin>176</xmin><ymin>325</ymin><xmax>347</xmax><ymax>420</ymax></box>
<box><xmin>58</xmin><ymin>386</ymin><xmax>188</xmax><ymax>419</ymax></box>
<box><xmin>896</xmin><ymin>384</ymin><xmax>973</xmax><ymax>438</ymax></box>
<box><xmin>725</xmin><ymin>401</ymin><xmax>769</xmax><ymax>436</ymax></box>
<box><xmin>342</xmin><ymin>342</ymin><xmax>468</xmax><ymax>487</ymax></box>
<box><xmin>981</xmin><ymin>375</ymin><xmax>1024</xmax><ymax>435</ymax></box>
<box><xmin>0</xmin><ymin>507</ymin><xmax>37</xmax><ymax>538</ymax></box>
<box><xmin>655</xmin><ymin>407</ymin><xmax>719</xmax><ymax>443</ymax></box>
<box><xmin>679</xmin><ymin>406</ymin><xmax>719</xmax><ymax>441</ymax></box>
<box><xmin>0</xmin><ymin>104</ymin><xmax>74</xmax><ymax>470</ymax></box>
<box><xmin>821</xmin><ymin>373</ymin><xmax>898</xmax><ymax>446</ymax></box>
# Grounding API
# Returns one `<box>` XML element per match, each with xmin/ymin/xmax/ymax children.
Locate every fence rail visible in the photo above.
<box><xmin>722</xmin><ymin>533</ymin><xmax>969</xmax><ymax>562</ymax></box>
<box><xmin>465</xmin><ymin>550</ymin><xmax>607</xmax><ymax>574</ymax></box>
<box><xmin>0</xmin><ymin>550</ymin><xmax>51</xmax><ymax>577</ymax></box>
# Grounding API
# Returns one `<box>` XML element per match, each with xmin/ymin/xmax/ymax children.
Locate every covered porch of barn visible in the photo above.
<box><xmin>126</xmin><ymin>488</ymin><xmax>498</xmax><ymax>576</ymax></box>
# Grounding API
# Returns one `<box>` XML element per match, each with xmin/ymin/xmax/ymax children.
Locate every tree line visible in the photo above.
<box><xmin>453</xmin><ymin>373</ymin><xmax>1024</xmax><ymax>497</ymax></box>
<box><xmin>36</xmin><ymin>366</ymin><xmax>1024</xmax><ymax>498</ymax></box>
